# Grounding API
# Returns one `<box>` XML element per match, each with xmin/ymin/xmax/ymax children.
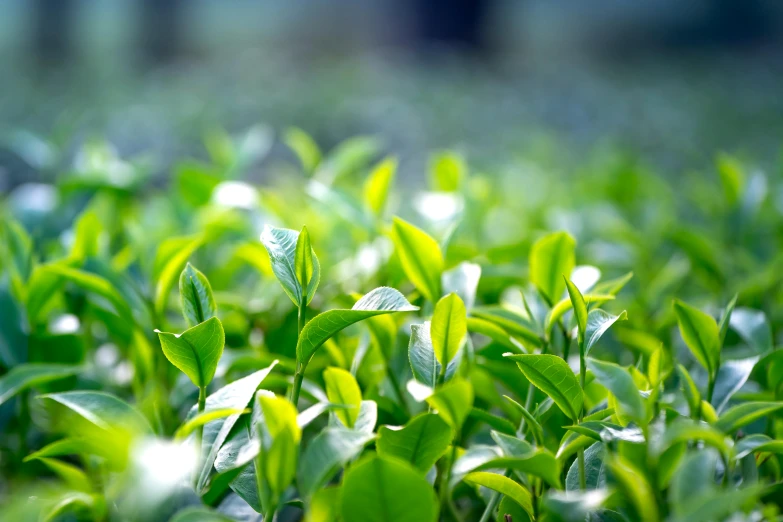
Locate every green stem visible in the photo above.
<box><xmin>386</xmin><ymin>364</ymin><xmax>410</xmax><ymax>416</ymax></box>
<box><xmin>478</xmin><ymin>470</ymin><xmax>513</xmax><ymax>522</ymax></box>
<box><xmin>264</xmin><ymin>504</ymin><xmax>276</xmax><ymax>522</ymax></box>
<box><xmin>707</xmin><ymin>371</ymin><xmax>716</xmax><ymax>404</ymax></box>
<box><xmin>289</xmin><ymin>362</ymin><xmax>305</xmax><ymax>408</ymax></box>
<box><xmin>288</xmin><ymin>301</ymin><xmax>307</xmax><ymax>409</ymax></box>
<box><xmin>439</xmin><ymin>443</ymin><xmax>458</xmax><ymax>518</ymax></box>
<box><xmin>194</xmin><ymin>386</ymin><xmax>206</xmax><ymax>486</ymax></box>
<box><xmin>578</xmin><ymin>336</ymin><xmax>587</xmax><ymax>490</ymax></box>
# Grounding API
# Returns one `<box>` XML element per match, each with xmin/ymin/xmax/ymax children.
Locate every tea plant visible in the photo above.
<box><xmin>0</xmin><ymin>130</ymin><xmax>781</xmax><ymax>522</ymax></box>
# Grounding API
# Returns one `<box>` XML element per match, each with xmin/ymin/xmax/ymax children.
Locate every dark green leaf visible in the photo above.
<box><xmin>298</xmin><ymin>428</ymin><xmax>374</xmax><ymax>498</ymax></box>
<box><xmin>377</xmin><ymin>413</ymin><xmax>452</xmax><ymax>473</ymax></box>
<box><xmin>0</xmin><ymin>364</ymin><xmax>80</xmax><ymax>406</ymax></box>
<box><xmin>673</xmin><ymin>300</ymin><xmax>720</xmax><ymax>377</ymax></box>
<box><xmin>341</xmin><ymin>455</ymin><xmax>438</xmax><ymax>522</ymax></box>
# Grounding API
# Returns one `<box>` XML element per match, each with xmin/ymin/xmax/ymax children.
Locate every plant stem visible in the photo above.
<box><xmin>289</xmin><ymin>301</ymin><xmax>307</xmax><ymax>409</ymax></box>
<box><xmin>578</xmin><ymin>337</ymin><xmax>587</xmax><ymax>490</ymax></box>
<box><xmin>707</xmin><ymin>372</ymin><xmax>716</xmax><ymax>404</ymax></box>
<box><xmin>289</xmin><ymin>362</ymin><xmax>305</xmax><ymax>408</ymax></box>
<box><xmin>478</xmin><ymin>470</ymin><xmax>512</xmax><ymax>522</ymax></box>
<box><xmin>194</xmin><ymin>385</ymin><xmax>206</xmax><ymax>487</ymax></box>
<box><xmin>264</xmin><ymin>504</ymin><xmax>276</xmax><ymax>522</ymax></box>
<box><xmin>439</xmin><ymin>443</ymin><xmax>458</xmax><ymax>518</ymax></box>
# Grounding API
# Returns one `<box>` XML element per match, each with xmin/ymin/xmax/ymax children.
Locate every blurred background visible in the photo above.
<box><xmin>1</xmin><ymin>0</ymin><xmax>783</xmax><ymax>193</ymax></box>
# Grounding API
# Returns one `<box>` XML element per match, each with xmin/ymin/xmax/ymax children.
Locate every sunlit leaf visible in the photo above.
<box><xmin>505</xmin><ymin>354</ymin><xmax>583</xmax><ymax>420</ymax></box>
<box><xmin>390</xmin><ymin>217</ymin><xmax>443</xmax><ymax>303</ymax></box>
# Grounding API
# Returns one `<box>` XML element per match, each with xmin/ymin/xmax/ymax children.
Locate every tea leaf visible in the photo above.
<box><xmin>390</xmin><ymin>217</ymin><xmax>443</xmax><ymax>303</ymax></box>
<box><xmin>464</xmin><ymin>472</ymin><xmax>534</xmax><ymax>520</ymax></box>
<box><xmin>179</xmin><ymin>263</ymin><xmax>216</xmax><ymax>328</ymax></box>
<box><xmin>341</xmin><ymin>455</ymin><xmax>438</xmax><ymax>522</ymax></box>
<box><xmin>377</xmin><ymin>413</ymin><xmax>452</xmax><ymax>473</ymax></box>
<box><xmin>425</xmin><ymin>377</ymin><xmax>473</xmax><ymax>430</ymax></box>
<box><xmin>673</xmin><ymin>300</ymin><xmax>720</xmax><ymax>377</ymax></box>
<box><xmin>298</xmin><ymin>428</ymin><xmax>374</xmax><ymax>498</ymax></box>
<box><xmin>0</xmin><ymin>364</ymin><xmax>80</xmax><ymax>406</ymax></box>
<box><xmin>431</xmin><ymin>293</ymin><xmax>466</xmax><ymax>368</ymax></box>
<box><xmin>529</xmin><ymin>231</ymin><xmax>576</xmax><ymax>305</ymax></box>
<box><xmin>324</xmin><ymin>367</ymin><xmax>362</xmax><ymax>428</ymax></box>
<box><xmin>156</xmin><ymin>317</ymin><xmax>225</xmax><ymax>388</ymax></box>
<box><xmin>586</xmin><ymin>358</ymin><xmax>645</xmax><ymax>423</ymax></box>
<box><xmin>297</xmin><ymin>287</ymin><xmax>417</xmax><ymax>365</ymax></box>
<box><xmin>364</xmin><ymin>157</ymin><xmax>396</xmax><ymax>216</ymax></box>
<box><xmin>505</xmin><ymin>353</ymin><xmax>583</xmax><ymax>420</ymax></box>
<box><xmin>261</xmin><ymin>225</ymin><xmax>321</xmax><ymax>307</ymax></box>
<box><xmin>714</xmin><ymin>401</ymin><xmax>783</xmax><ymax>433</ymax></box>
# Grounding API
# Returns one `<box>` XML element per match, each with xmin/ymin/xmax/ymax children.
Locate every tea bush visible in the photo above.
<box><xmin>0</xmin><ymin>130</ymin><xmax>781</xmax><ymax>521</ymax></box>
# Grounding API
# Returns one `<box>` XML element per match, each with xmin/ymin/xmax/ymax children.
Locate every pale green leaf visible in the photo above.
<box><xmin>324</xmin><ymin>367</ymin><xmax>362</xmax><ymax>428</ymax></box>
<box><xmin>431</xmin><ymin>293</ymin><xmax>466</xmax><ymax>368</ymax></box>
<box><xmin>156</xmin><ymin>316</ymin><xmax>225</xmax><ymax>388</ymax></box>
<box><xmin>425</xmin><ymin>377</ymin><xmax>473</xmax><ymax>430</ymax></box>
<box><xmin>464</xmin><ymin>471</ymin><xmax>534</xmax><ymax>520</ymax></box>
<box><xmin>364</xmin><ymin>157</ymin><xmax>396</xmax><ymax>216</ymax></box>
<box><xmin>260</xmin><ymin>225</ymin><xmax>321</xmax><ymax>307</ymax></box>
<box><xmin>529</xmin><ymin>231</ymin><xmax>576</xmax><ymax>305</ymax></box>
<box><xmin>179</xmin><ymin>263</ymin><xmax>217</xmax><ymax>328</ymax></box>
<box><xmin>586</xmin><ymin>358</ymin><xmax>645</xmax><ymax>423</ymax></box>
<box><xmin>391</xmin><ymin>217</ymin><xmax>443</xmax><ymax>303</ymax></box>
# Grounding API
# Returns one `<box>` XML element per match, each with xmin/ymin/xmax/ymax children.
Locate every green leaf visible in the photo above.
<box><xmin>565</xmin><ymin>278</ymin><xmax>587</xmax><ymax>343</ymax></box>
<box><xmin>377</xmin><ymin>413</ymin><xmax>452</xmax><ymax>473</ymax></box>
<box><xmin>297</xmin><ymin>287</ymin><xmax>417</xmax><ymax>365</ymax></box>
<box><xmin>505</xmin><ymin>354</ymin><xmax>583</xmax><ymax>420</ymax></box>
<box><xmin>734</xmin><ymin>434</ymin><xmax>783</xmax><ymax>459</ymax></box>
<box><xmin>179</xmin><ymin>263</ymin><xmax>217</xmax><ymax>328</ymax></box>
<box><xmin>468</xmin><ymin>408</ymin><xmax>517</xmax><ymax>436</ymax></box>
<box><xmin>341</xmin><ymin>455</ymin><xmax>438</xmax><ymax>522</ymax></box>
<box><xmin>37</xmin><ymin>457</ymin><xmax>92</xmax><ymax>492</ymax></box>
<box><xmin>41</xmin><ymin>264</ymin><xmax>132</xmax><ymax>321</ymax></box>
<box><xmin>464</xmin><ymin>471</ymin><xmax>534</xmax><ymax>520</ymax></box>
<box><xmin>676</xmin><ymin>364</ymin><xmax>701</xmax><ymax>418</ymax></box>
<box><xmin>431</xmin><ymin>293</ymin><xmax>467</xmax><ymax>368</ymax></box>
<box><xmin>174</xmin><ymin>408</ymin><xmax>246</xmax><ymax>440</ymax></box>
<box><xmin>660</xmin><ymin>419</ymin><xmax>731</xmax><ymax>456</ymax></box>
<box><xmin>442</xmin><ymin>262</ymin><xmax>481</xmax><ymax>312</ymax></box>
<box><xmin>24</xmin><ymin>438</ymin><xmax>110</xmax><ymax>463</ymax></box>
<box><xmin>39</xmin><ymin>390</ymin><xmax>151</xmax><ymax>434</ymax></box>
<box><xmin>714</xmin><ymin>401</ymin><xmax>783</xmax><ymax>433</ymax></box>
<box><xmin>717</xmin><ymin>294</ymin><xmax>738</xmax><ymax>345</ymax></box>
<box><xmin>390</xmin><ymin>217</ymin><xmax>444</xmax><ymax>303</ymax></box>
<box><xmin>710</xmin><ymin>356</ymin><xmax>757</xmax><ymax>413</ymax></box>
<box><xmin>408</xmin><ymin>322</ymin><xmax>460</xmax><ymax>388</ymax></box>
<box><xmin>154</xmin><ymin>235</ymin><xmax>202</xmax><ymax>315</ymax></box>
<box><xmin>669</xmin><ymin>448</ymin><xmax>719</xmax><ymax>511</ymax></box>
<box><xmin>0</xmin><ymin>364</ymin><xmax>80</xmax><ymax>406</ymax></box>
<box><xmin>430</xmin><ymin>150</ymin><xmax>465</xmax><ymax>192</ymax></box>
<box><xmin>503</xmin><ymin>395</ymin><xmax>544</xmax><ymax>446</ymax></box>
<box><xmin>169</xmin><ymin>507</ymin><xmax>235</xmax><ymax>522</ymax></box>
<box><xmin>260</xmin><ymin>225</ymin><xmax>321</xmax><ymax>307</ymax></box>
<box><xmin>729</xmin><ymin>307</ymin><xmax>772</xmax><ymax>354</ymax></box>
<box><xmin>194</xmin><ymin>363</ymin><xmax>278</xmax><ymax>492</ymax></box>
<box><xmin>309</xmin><ymin>487</ymin><xmax>342</xmax><ymax>522</ymax></box>
<box><xmin>470</xmin><ymin>449</ymin><xmax>562</xmax><ymax>488</ymax></box>
<box><xmin>529</xmin><ymin>231</ymin><xmax>576</xmax><ymax>305</ymax></box>
<box><xmin>673</xmin><ymin>300</ymin><xmax>720</xmax><ymax>377</ymax></box>
<box><xmin>586</xmin><ymin>358</ymin><xmax>645</xmax><ymax>423</ymax></box>
<box><xmin>294</xmin><ymin>226</ymin><xmax>316</xmax><ymax>298</ymax></box>
<box><xmin>544</xmin><ymin>489</ymin><xmax>612</xmax><ymax>522</ymax></box>
<box><xmin>671</xmin><ymin>485</ymin><xmax>764</xmax><ymax>522</ymax></box>
<box><xmin>156</xmin><ymin>316</ymin><xmax>225</xmax><ymax>388</ymax></box>
<box><xmin>605</xmin><ymin>455</ymin><xmax>658</xmax><ymax>522</ymax></box>
<box><xmin>425</xmin><ymin>377</ymin><xmax>474</xmax><ymax>430</ymax></box>
<box><xmin>546</xmin><ymin>294</ymin><xmax>615</xmax><ymax>334</ymax></box>
<box><xmin>324</xmin><ymin>367</ymin><xmax>363</xmax><ymax>428</ymax></box>
<box><xmin>364</xmin><ymin>157</ymin><xmax>396</xmax><ymax>216</ymax></box>
<box><xmin>584</xmin><ymin>309</ymin><xmax>627</xmax><ymax>355</ymax></box>
<box><xmin>566</xmin><ymin>442</ymin><xmax>605</xmax><ymax>491</ymax></box>
<box><xmin>284</xmin><ymin>127</ymin><xmax>321</xmax><ymax>174</ymax></box>
<box><xmin>298</xmin><ymin>428</ymin><xmax>374</xmax><ymax>498</ymax></box>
